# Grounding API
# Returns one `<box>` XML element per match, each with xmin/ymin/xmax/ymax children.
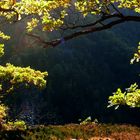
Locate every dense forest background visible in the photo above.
<box><xmin>1</xmin><ymin>18</ymin><xmax>140</xmax><ymax>126</ymax></box>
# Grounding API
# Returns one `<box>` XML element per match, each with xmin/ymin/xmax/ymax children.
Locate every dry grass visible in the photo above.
<box><xmin>1</xmin><ymin>123</ymin><xmax>140</xmax><ymax>140</ymax></box>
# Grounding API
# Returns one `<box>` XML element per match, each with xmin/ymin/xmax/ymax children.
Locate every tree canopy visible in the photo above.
<box><xmin>1</xmin><ymin>0</ymin><xmax>140</xmax><ymax>47</ymax></box>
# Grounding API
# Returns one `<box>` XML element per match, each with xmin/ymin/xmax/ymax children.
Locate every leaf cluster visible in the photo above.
<box><xmin>108</xmin><ymin>83</ymin><xmax>140</xmax><ymax>108</ymax></box>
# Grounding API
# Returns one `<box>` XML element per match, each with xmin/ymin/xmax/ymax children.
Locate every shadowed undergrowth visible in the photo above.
<box><xmin>0</xmin><ymin>123</ymin><xmax>140</xmax><ymax>140</ymax></box>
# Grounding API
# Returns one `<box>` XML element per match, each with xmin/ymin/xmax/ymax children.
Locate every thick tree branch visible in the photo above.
<box><xmin>110</xmin><ymin>4</ymin><xmax>123</xmax><ymax>16</ymax></box>
<box><xmin>27</xmin><ymin>15</ymin><xmax>140</xmax><ymax>48</ymax></box>
<box><xmin>61</xmin><ymin>14</ymin><xmax>123</xmax><ymax>30</ymax></box>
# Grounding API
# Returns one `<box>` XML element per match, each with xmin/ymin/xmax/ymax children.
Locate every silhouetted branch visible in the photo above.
<box><xmin>27</xmin><ymin>15</ymin><xmax>140</xmax><ymax>48</ymax></box>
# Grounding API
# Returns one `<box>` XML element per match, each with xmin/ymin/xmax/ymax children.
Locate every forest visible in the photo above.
<box><xmin>0</xmin><ymin>0</ymin><xmax>140</xmax><ymax>140</ymax></box>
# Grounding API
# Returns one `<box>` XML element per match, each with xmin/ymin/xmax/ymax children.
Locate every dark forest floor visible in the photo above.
<box><xmin>1</xmin><ymin>123</ymin><xmax>140</xmax><ymax>140</ymax></box>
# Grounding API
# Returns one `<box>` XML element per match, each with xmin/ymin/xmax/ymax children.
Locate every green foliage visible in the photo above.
<box><xmin>0</xmin><ymin>104</ymin><xmax>7</xmax><ymax>124</ymax></box>
<box><xmin>79</xmin><ymin>116</ymin><xmax>98</xmax><ymax>125</ymax></box>
<box><xmin>0</xmin><ymin>50</ymin><xmax>47</xmax><ymax>130</ymax></box>
<box><xmin>3</xmin><ymin>120</ymin><xmax>26</xmax><ymax>131</ymax></box>
<box><xmin>0</xmin><ymin>31</ymin><xmax>10</xmax><ymax>40</ymax></box>
<box><xmin>108</xmin><ymin>83</ymin><xmax>140</xmax><ymax>108</ymax></box>
<box><xmin>109</xmin><ymin>40</ymin><xmax>140</xmax><ymax>109</ymax></box>
<box><xmin>1</xmin><ymin>0</ymin><xmax>140</xmax><ymax>34</ymax></box>
<box><xmin>0</xmin><ymin>31</ymin><xmax>10</xmax><ymax>57</ymax></box>
<box><xmin>0</xmin><ymin>63</ymin><xmax>48</xmax><ymax>93</ymax></box>
<box><xmin>0</xmin><ymin>44</ymin><xmax>4</xmax><ymax>57</ymax></box>
<box><xmin>131</xmin><ymin>42</ymin><xmax>140</xmax><ymax>64</ymax></box>
<box><xmin>0</xmin><ymin>104</ymin><xmax>26</xmax><ymax>131</ymax></box>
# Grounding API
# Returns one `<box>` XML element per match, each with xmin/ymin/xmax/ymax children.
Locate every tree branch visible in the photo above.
<box><xmin>61</xmin><ymin>14</ymin><xmax>123</xmax><ymax>30</ymax></box>
<box><xmin>27</xmin><ymin>15</ymin><xmax>140</xmax><ymax>48</ymax></box>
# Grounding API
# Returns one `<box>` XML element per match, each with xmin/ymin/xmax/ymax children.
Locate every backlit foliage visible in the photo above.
<box><xmin>0</xmin><ymin>104</ymin><xmax>27</xmax><ymax>130</ymax></box>
<box><xmin>0</xmin><ymin>31</ymin><xmax>10</xmax><ymax>57</ymax></box>
<box><xmin>131</xmin><ymin>42</ymin><xmax>140</xmax><ymax>64</ymax></box>
<box><xmin>1</xmin><ymin>0</ymin><xmax>140</xmax><ymax>33</ymax></box>
<box><xmin>108</xmin><ymin>83</ymin><xmax>140</xmax><ymax>109</ymax></box>
<box><xmin>0</xmin><ymin>44</ymin><xmax>4</xmax><ymax>57</ymax></box>
<box><xmin>0</xmin><ymin>104</ymin><xmax>7</xmax><ymax>124</ymax></box>
<box><xmin>20</xmin><ymin>0</ymin><xmax>140</xmax><ymax>32</ymax></box>
<box><xmin>3</xmin><ymin>120</ymin><xmax>27</xmax><ymax>130</ymax></box>
<box><xmin>109</xmin><ymin>42</ymin><xmax>140</xmax><ymax>108</ymax></box>
<box><xmin>0</xmin><ymin>63</ymin><xmax>48</xmax><ymax>93</ymax></box>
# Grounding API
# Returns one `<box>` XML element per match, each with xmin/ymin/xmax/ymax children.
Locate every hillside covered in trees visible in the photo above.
<box><xmin>1</xmin><ymin>19</ymin><xmax>140</xmax><ymax>125</ymax></box>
